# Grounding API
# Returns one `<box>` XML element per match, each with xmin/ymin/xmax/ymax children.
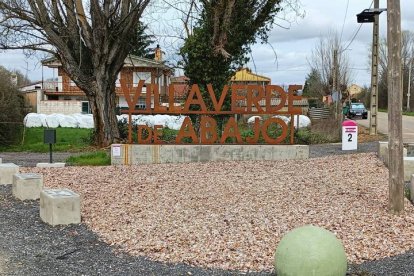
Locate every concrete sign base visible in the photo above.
<box><xmin>111</xmin><ymin>144</ymin><xmax>309</xmax><ymax>165</ymax></box>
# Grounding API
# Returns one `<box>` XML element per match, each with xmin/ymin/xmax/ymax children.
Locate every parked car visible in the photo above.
<box><xmin>347</xmin><ymin>102</ymin><xmax>368</xmax><ymax>119</ymax></box>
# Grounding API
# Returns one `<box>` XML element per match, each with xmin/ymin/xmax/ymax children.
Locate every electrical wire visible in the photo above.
<box><xmin>339</xmin><ymin>0</ymin><xmax>350</xmax><ymax>45</ymax></box>
<box><xmin>341</xmin><ymin>0</ymin><xmax>374</xmax><ymax>52</ymax></box>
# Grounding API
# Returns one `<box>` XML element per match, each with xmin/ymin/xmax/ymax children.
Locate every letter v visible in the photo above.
<box><xmin>207</xmin><ymin>84</ymin><xmax>228</xmax><ymax>112</ymax></box>
<box><xmin>121</xmin><ymin>79</ymin><xmax>144</xmax><ymax>110</ymax></box>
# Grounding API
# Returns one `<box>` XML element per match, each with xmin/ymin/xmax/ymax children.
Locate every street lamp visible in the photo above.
<box><xmin>357</xmin><ymin>8</ymin><xmax>386</xmax><ymax>23</ymax></box>
<box><xmin>356</xmin><ymin>2</ymin><xmax>386</xmax><ymax>135</ymax></box>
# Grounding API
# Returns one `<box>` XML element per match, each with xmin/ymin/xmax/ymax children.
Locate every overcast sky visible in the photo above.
<box><xmin>0</xmin><ymin>0</ymin><xmax>412</xmax><ymax>88</ymax></box>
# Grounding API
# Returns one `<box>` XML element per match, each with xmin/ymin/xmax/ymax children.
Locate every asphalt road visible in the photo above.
<box><xmin>357</xmin><ymin>111</ymin><xmax>414</xmax><ymax>143</ymax></box>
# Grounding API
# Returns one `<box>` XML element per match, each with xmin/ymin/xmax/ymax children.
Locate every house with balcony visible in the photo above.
<box><xmin>26</xmin><ymin>55</ymin><xmax>172</xmax><ymax>114</ymax></box>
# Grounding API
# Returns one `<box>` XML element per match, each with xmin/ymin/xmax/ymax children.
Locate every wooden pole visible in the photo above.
<box><xmin>387</xmin><ymin>0</ymin><xmax>404</xmax><ymax>214</ymax></box>
<box><xmin>369</xmin><ymin>0</ymin><xmax>379</xmax><ymax>135</ymax></box>
<box><xmin>407</xmin><ymin>58</ymin><xmax>412</xmax><ymax>111</ymax></box>
<box><xmin>333</xmin><ymin>49</ymin><xmax>338</xmax><ymax>117</ymax></box>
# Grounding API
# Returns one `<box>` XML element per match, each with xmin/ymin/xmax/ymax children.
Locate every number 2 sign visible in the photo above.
<box><xmin>342</xmin><ymin>120</ymin><xmax>358</xmax><ymax>150</ymax></box>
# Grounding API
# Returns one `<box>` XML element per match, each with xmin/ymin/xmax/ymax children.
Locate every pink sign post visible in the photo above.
<box><xmin>342</xmin><ymin>120</ymin><xmax>358</xmax><ymax>150</ymax></box>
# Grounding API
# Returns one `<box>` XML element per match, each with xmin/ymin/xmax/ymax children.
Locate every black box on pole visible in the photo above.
<box><xmin>44</xmin><ymin>129</ymin><xmax>56</xmax><ymax>144</ymax></box>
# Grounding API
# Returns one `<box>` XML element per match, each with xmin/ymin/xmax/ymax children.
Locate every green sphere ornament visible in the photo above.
<box><xmin>275</xmin><ymin>225</ymin><xmax>347</xmax><ymax>276</ymax></box>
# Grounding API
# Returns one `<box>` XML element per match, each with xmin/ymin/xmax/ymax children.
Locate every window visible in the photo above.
<box><xmin>135</xmin><ymin>98</ymin><xmax>146</xmax><ymax>110</ymax></box>
<box><xmin>70</xmin><ymin>79</ymin><xmax>76</xmax><ymax>87</ymax></box>
<box><xmin>116</xmin><ymin>72</ymin><xmax>121</xmax><ymax>87</ymax></box>
<box><xmin>133</xmin><ymin>72</ymin><xmax>151</xmax><ymax>87</ymax></box>
<box><xmin>82</xmin><ymin>101</ymin><xmax>91</xmax><ymax>114</ymax></box>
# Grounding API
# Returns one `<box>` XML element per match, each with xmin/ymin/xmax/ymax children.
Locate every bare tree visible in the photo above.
<box><xmin>375</xmin><ymin>30</ymin><xmax>414</xmax><ymax>109</ymax></box>
<box><xmin>0</xmin><ymin>0</ymin><xmax>150</xmax><ymax>147</ymax></box>
<box><xmin>309</xmin><ymin>32</ymin><xmax>353</xmax><ymax>96</ymax></box>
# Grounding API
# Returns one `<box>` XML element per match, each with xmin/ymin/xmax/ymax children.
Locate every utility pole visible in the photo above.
<box><xmin>407</xmin><ymin>58</ymin><xmax>412</xmax><ymax>111</ymax></box>
<box><xmin>333</xmin><ymin>49</ymin><xmax>339</xmax><ymax>117</ymax></box>
<box><xmin>387</xmin><ymin>0</ymin><xmax>404</xmax><ymax>214</ymax></box>
<box><xmin>369</xmin><ymin>0</ymin><xmax>380</xmax><ymax>135</ymax></box>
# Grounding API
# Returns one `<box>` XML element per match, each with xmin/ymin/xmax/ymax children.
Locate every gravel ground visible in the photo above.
<box><xmin>2</xmin><ymin>142</ymin><xmax>414</xmax><ymax>275</ymax></box>
<box><xmin>0</xmin><ymin>152</ymin><xmax>74</xmax><ymax>167</ymax></box>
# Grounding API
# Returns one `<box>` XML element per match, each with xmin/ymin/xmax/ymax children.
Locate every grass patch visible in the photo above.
<box><xmin>374</xmin><ymin>108</ymin><xmax>414</xmax><ymax>116</ymax></box>
<box><xmin>0</xmin><ymin>127</ymin><xmax>93</xmax><ymax>152</ymax></box>
<box><xmin>66</xmin><ymin>151</ymin><xmax>111</xmax><ymax>166</ymax></box>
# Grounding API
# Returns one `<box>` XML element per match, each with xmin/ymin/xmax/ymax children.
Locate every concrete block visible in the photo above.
<box><xmin>36</xmin><ymin>162</ymin><xmax>66</xmax><ymax>168</ymax></box>
<box><xmin>410</xmin><ymin>174</ymin><xmax>414</xmax><ymax>202</ymax></box>
<box><xmin>378</xmin><ymin>142</ymin><xmax>407</xmax><ymax>167</ymax></box>
<box><xmin>407</xmin><ymin>143</ymin><xmax>414</xmax><ymax>157</ymax></box>
<box><xmin>404</xmin><ymin>157</ymin><xmax>414</xmax><ymax>181</ymax></box>
<box><xmin>0</xmin><ymin>163</ymin><xmax>19</xmax><ymax>185</ymax></box>
<box><xmin>378</xmin><ymin>141</ymin><xmax>388</xmax><ymax>165</ymax></box>
<box><xmin>12</xmin><ymin>173</ymin><xmax>43</xmax><ymax>200</ymax></box>
<box><xmin>40</xmin><ymin>189</ymin><xmax>81</xmax><ymax>226</ymax></box>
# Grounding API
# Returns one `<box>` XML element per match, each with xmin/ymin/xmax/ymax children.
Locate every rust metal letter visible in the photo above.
<box><xmin>245</xmin><ymin>118</ymin><xmax>261</xmax><ymax>143</ymax></box>
<box><xmin>168</xmin><ymin>85</ymin><xmax>178</xmax><ymax>112</ymax></box>
<box><xmin>231</xmin><ymin>85</ymin><xmax>246</xmax><ymax>113</ymax></box>
<box><xmin>183</xmin><ymin>84</ymin><xmax>207</xmax><ymax>112</ymax></box>
<box><xmin>207</xmin><ymin>84</ymin><xmax>229</xmax><ymax>112</ymax></box>
<box><xmin>261</xmin><ymin>118</ymin><xmax>288</xmax><ymax>144</ymax></box>
<box><xmin>200</xmin><ymin>116</ymin><xmax>218</xmax><ymax>144</ymax></box>
<box><xmin>288</xmin><ymin>85</ymin><xmax>303</xmax><ymax>114</ymax></box>
<box><xmin>151</xmin><ymin>85</ymin><xmax>167</xmax><ymax>112</ymax></box>
<box><xmin>220</xmin><ymin>117</ymin><xmax>243</xmax><ymax>143</ymax></box>
<box><xmin>176</xmin><ymin>117</ymin><xmax>199</xmax><ymax>143</ymax></box>
<box><xmin>247</xmin><ymin>85</ymin><xmax>265</xmax><ymax>113</ymax></box>
<box><xmin>137</xmin><ymin>125</ymin><xmax>152</xmax><ymax>144</ymax></box>
<box><xmin>266</xmin><ymin>85</ymin><xmax>286</xmax><ymax>112</ymax></box>
<box><xmin>122</xmin><ymin>79</ymin><xmax>144</xmax><ymax>111</ymax></box>
<box><xmin>153</xmin><ymin>125</ymin><xmax>163</xmax><ymax>144</ymax></box>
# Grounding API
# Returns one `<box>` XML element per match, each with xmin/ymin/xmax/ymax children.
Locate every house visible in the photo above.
<box><xmin>230</xmin><ymin>68</ymin><xmax>308</xmax><ymax>114</ymax></box>
<box><xmin>230</xmin><ymin>68</ymin><xmax>271</xmax><ymax>86</ymax></box>
<box><xmin>347</xmin><ymin>84</ymin><xmax>363</xmax><ymax>98</ymax></box>
<box><xmin>169</xmin><ymin>76</ymin><xmax>190</xmax><ymax>101</ymax></box>
<box><xmin>26</xmin><ymin>55</ymin><xmax>172</xmax><ymax>115</ymax></box>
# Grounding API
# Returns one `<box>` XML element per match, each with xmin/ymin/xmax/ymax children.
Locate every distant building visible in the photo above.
<box><xmin>347</xmin><ymin>84</ymin><xmax>363</xmax><ymax>98</ymax></box>
<box><xmin>23</xmin><ymin>55</ymin><xmax>172</xmax><ymax>115</ymax></box>
<box><xmin>169</xmin><ymin>76</ymin><xmax>190</xmax><ymax>101</ymax></box>
<box><xmin>230</xmin><ymin>68</ymin><xmax>271</xmax><ymax>86</ymax></box>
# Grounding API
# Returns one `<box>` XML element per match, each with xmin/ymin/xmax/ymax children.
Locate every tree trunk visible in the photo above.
<box><xmin>87</xmin><ymin>76</ymin><xmax>120</xmax><ymax>147</ymax></box>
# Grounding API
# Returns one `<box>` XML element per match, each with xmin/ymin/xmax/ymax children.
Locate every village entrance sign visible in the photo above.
<box><xmin>121</xmin><ymin>80</ymin><xmax>303</xmax><ymax>145</ymax></box>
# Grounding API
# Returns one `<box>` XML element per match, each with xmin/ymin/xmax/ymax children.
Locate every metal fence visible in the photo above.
<box><xmin>308</xmin><ymin>107</ymin><xmax>332</xmax><ymax>120</ymax></box>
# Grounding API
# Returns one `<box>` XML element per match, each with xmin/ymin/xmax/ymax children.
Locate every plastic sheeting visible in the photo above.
<box><xmin>24</xmin><ymin>113</ymin><xmax>187</xmax><ymax>130</ymax></box>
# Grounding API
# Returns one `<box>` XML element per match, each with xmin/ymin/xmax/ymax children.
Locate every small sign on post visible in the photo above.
<box><xmin>44</xmin><ymin>129</ymin><xmax>56</xmax><ymax>163</ymax></box>
<box><xmin>342</xmin><ymin>120</ymin><xmax>358</xmax><ymax>150</ymax></box>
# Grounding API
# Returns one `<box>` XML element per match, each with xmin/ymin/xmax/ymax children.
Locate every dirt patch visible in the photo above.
<box><xmin>358</xmin><ymin>125</ymin><xmax>387</xmax><ymax>143</ymax></box>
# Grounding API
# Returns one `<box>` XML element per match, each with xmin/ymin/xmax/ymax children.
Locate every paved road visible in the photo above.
<box><xmin>357</xmin><ymin>111</ymin><xmax>414</xmax><ymax>143</ymax></box>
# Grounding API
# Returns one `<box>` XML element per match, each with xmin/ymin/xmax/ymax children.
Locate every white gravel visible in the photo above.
<box><xmin>23</xmin><ymin>153</ymin><xmax>414</xmax><ymax>272</ymax></box>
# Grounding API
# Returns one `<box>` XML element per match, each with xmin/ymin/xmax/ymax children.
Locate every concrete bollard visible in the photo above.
<box><xmin>0</xmin><ymin>163</ymin><xmax>19</xmax><ymax>185</ymax></box>
<box><xmin>410</xmin><ymin>174</ymin><xmax>414</xmax><ymax>202</ymax></box>
<box><xmin>40</xmin><ymin>189</ymin><xmax>81</xmax><ymax>226</ymax></box>
<box><xmin>12</xmin><ymin>173</ymin><xmax>43</xmax><ymax>200</ymax></box>
<box><xmin>378</xmin><ymin>142</ymin><xmax>407</xmax><ymax>167</ymax></box>
<box><xmin>407</xmin><ymin>144</ymin><xmax>414</xmax><ymax>157</ymax></box>
<box><xmin>404</xmin><ymin>157</ymin><xmax>414</xmax><ymax>182</ymax></box>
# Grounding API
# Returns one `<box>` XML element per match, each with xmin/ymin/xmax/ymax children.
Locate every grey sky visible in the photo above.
<box><xmin>0</xmin><ymin>0</ymin><xmax>412</xmax><ymax>88</ymax></box>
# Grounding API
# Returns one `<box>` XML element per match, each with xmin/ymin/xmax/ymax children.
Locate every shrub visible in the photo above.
<box><xmin>0</xmin><ymin>67</ymin><xmax>26</xmax><ymax>146</ymax></box>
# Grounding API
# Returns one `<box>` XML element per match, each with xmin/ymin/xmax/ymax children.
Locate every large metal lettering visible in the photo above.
<box><xmin>121</xmin><ymin>81</ymin><xmax>302</xmax><ymax>145</ymax></box>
